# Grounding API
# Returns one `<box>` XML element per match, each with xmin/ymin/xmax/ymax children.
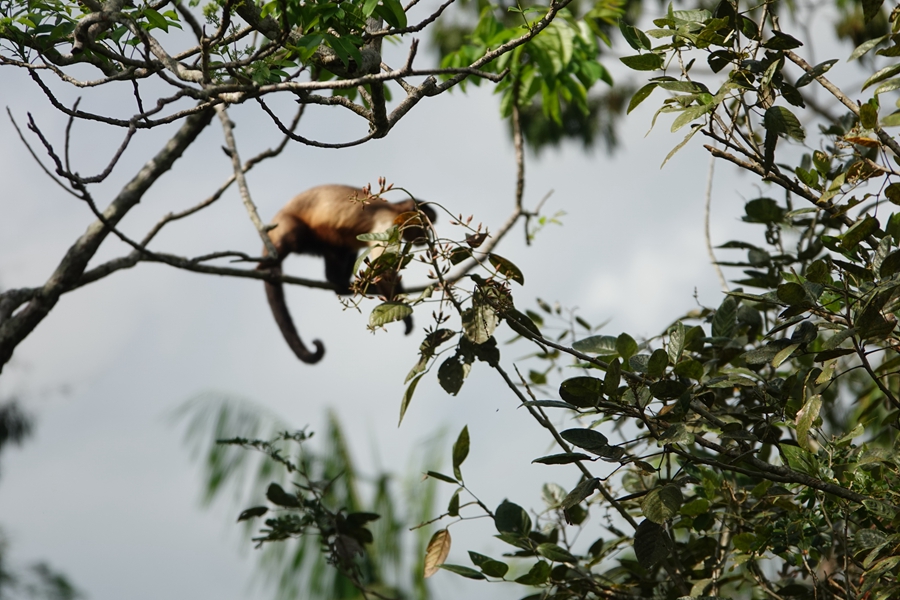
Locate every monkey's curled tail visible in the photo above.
<box><xmin>264</xmin><ymin>265</ymin><xmax>325</xmax><ymax>364</ymax></box>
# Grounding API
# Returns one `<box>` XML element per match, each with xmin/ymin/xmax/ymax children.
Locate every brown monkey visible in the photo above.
<box><xmin>260</xmin><ymin>184</ymin><xmax>436</xmax><ymax>364</ymax></box>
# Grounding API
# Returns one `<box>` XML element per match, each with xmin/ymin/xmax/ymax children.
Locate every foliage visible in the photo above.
<box><xmin>178</xmin><ymin>396</ymin><xmax>441</xmax><ymax>600</ymax></box>
<box><xmin>231</xmin><ymin>1</ymin><xmax>900</xmax><ymax>599</ymax></box>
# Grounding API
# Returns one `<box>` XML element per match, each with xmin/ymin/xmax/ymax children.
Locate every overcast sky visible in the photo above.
<box><xmin>0</xmin><ymin>3</ymin><xmax>855</xmax><ymax>599</ymax></box>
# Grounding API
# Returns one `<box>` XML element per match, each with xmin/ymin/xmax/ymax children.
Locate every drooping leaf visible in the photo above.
<box><xmin>462</xmin><ymin>306</ymin><xmax>499</xmax><ymax>344</ymax></box>
<box><xmin>560</xmin><ymin>477</ymin><xmax>599</xmax><ymax>509</ymax></box>
<box><xmin>452</xmin><ymin>425</ymin><xmax>469</xmax><ymax>481</ymax></box>
<box><xmin>796</xmin><ymin>394</ymin><xmax>822</xmax><ymax>450</ymax></box>
<box><xmin>369</xmin><ymin>301</ymin><xmax>414</xmax><ymax>328</ymax></box>
<box><xmin>468</xmin><ymin>552</ymin><xmax>509</xmax><ymax>578</ymax></box>
<box><xmin>424</xmin><ymin>529</ymin><xmax>452</xmax><ymax>578</ymax></box>
<box><xmin>514</xmin><ymin>561</ymin><xmax>551</xmax><ymax>585</ymax></box>
<box><xmin>440</xmin><ymin>564</ymin><xmax>486</xmax><ymax>580</ymax></box>
<box><xmin>620</xmin><ymin>53</ymin><xmax>665</xmax><ymax>70</ymax></box>
<box><xmin>633</xmin><ymin>519</ymin><xmax>671</xmax><ymax>568</ymax></box>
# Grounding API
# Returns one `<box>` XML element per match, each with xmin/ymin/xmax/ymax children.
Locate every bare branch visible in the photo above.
<box><xmin>215</xmin><ymin>105</ymin><xmax>279</xmax><ymax>258</ymax></box>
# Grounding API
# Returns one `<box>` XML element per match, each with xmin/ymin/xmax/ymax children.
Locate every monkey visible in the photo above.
<box><xmin>259</xmin><ymin>184</ymin><xmax>436</xmax><ymax>364</ymax></box>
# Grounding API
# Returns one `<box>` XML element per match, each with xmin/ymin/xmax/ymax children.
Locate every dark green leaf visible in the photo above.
<box><xmin>537</xmin><ymin>543</ymin><xmax>577</xmax><ymax>563</ymax></box>
<box><xmin>616</xmin><ymin>333</ymin><xmax>638</xmax><ymax>361</ymax></box>
<box><xmin>514</xmin><ymin>561</ymin><xmax>551</xmax><ymax>585</ymax></box>
<box><xmin>762</xmin><ymin>31</ymin><xmax>803</xmax><ymax>49</ymax></box>
<box><xmin>440</xmin><ymin>564</ymin><xmax>486</xmax><ymax>580</ymax></box>
<box><xmin>604</xmin><ymin>358</ymin><xmax>621</xmax><ymax>398</ymax></box>
<box><xmin>495</xmin><ymin>500</ymin><xmax>532</xmax><ymax>535</ymax></box>
<box><xmin>628</xmin><ymin>83</ymin><xmax>658</xmax><ymax>114</ymax></box>
<box><xmin>658</xmin><ymin>423</ymin><xmax>694</xmax><ymax>446</ymax></box>
<box><xmin>712</xmin><ymin>295</ymin><xmax>738</xmax><ymax>338</ymax></box>
<box><xmin>504</xmin><ymin>308</ymin><xmax>543</xmax><ymax>338</ymax></box>
<box><xmin>862</xmin><ymin>64</ymin><xmax>900</xmax><ymax>91</ymax></box>
<box><xmin>489</xmin><ymin>253</ymin><xmax>525</xmax><ymax>284</ymax></box>
<box><xmin>559</xmin><ymin>377</ymin><xmax>604</xmax><ymax>407</ymax></box>
<box><xmin>842</xmin><ymin>216</ymin><xmax>879</xmax><ymax>250</ymax></box>
<box><xmin>647</xmin><ymin>348</ymin><xmax>669</xmax><ymax>378</ymax></box>
<box><xmin>560</xmin><ymin>428</ymin><xmax>608</xmax><ymax>452</ymax></box>
<box><xmin>776</xmin><ymin>282</ymin><xmax>807</xmax><ymax>305</ymax></box>
<box><xmin>237</xmin><ymin>506</ymin><xmax>268</xmax><ymax>522</ymax></box>
<box><xmin>862</xmin><ymin>0</ymin><xmax>884</xmax><ymax>23</ymax></box>
<box><xmin>426</xmin><ymin>471</ymin><xmax>458</xmax><ymax>484</ymax></box>
<box><xmin>633</xmin><ymin>519</ymin><xmax>671</xmax><ymax>568</ymax></box>
<box><xmin>620</xmin><ymin>53</ymin><xmax>665</xmax><ymax>70</ymax></box>
<box><xmin>572</xmin><ymin>335</ymin><xmax>618</xmax><ymax>355</ymax></box>
<box><xmin>533</xmin><ymin>452</ymin><xmax>592</xmax><ymax>465</ymax></box>
<box><xmin>469</xmin><ymin>552</ymin><xmax>509</xmax><ymax>578</ymax></box>
<box><xmin>560</xmin><ymin>477</ymin><xmax>599</xmax><ymax>509</ymax></box>
<box><xmin>764</xmin><ymin>106</ymin><xmax>805</xmax><ymax>141</ymax></box>
<box><xmin>448</xmin><ymin>489</ymin><xmax>460</xmax><ymax>516</ymax></box>
<box><xmin>795</xmin><ymin>59</ymin><xmax>837</xmax><ymax>88</ymax></box>
<box><xmin>452</xmin><ymin>426</ymin><xmax>469</xmax><ymax>481</ymax></box>
<box><xmin>266</xmin><ymin>483</ymin><xmax>299</xmax><ymax>508</ymax></box>
<box><xmin>375</xmin><ymin>0</ymin><xmax>407</xmax><ymax>29</ymax></box>
<box><xmin>399</xmin><ymin>373</ymin><xmax>423</xmax><ymax>425</ymax></box>
<box><xmin>438</xmin><ymin>356</ymin><xmax>466</xmax><ymax>396</ymax></box>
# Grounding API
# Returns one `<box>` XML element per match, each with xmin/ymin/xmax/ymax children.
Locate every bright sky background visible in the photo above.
<box><xmin>0</xmin><ymin>3</ymin><xmax>857</xmax><ymax>599</ymax></box>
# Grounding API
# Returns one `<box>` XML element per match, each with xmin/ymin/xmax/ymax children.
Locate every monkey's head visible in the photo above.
<box><xmin>395</xmin><ymin>201</ymin><xmax>437</xmax><ymax>245</ymax></box>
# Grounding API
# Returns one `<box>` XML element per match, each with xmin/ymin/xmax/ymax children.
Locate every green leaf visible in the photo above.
<box><xmin>796</xmin><ymin>394</ymin><xmax>822</xmax><ymax>450</ymax></box>
<box><xmin>658</xmin><ymin>423</ymin><xmax>694</xmax><ymax>446</ymax></box>
<box><xmin>514</xmin><ymin>561</ymin><xmax>551</xmax><ymax>585</ymax></box>
<box><xmin>764</xmin><ymin>105</ymin><xmax>805</xmax><ymax>141</ymax></box>
<box><xmin>452</xmin><ymin>425</ymin><xmax>469</xmax><ymax>481</ymax></box>
<box><xmin>641</xmin><ymin>485</ymin><xmax>683</xmax><ymax>523</ymax></box>
<box><xmin>633</xmin><ymin>519</ymin><xmax>671</xmax><ymax>568</ymax></box>
<box><xmin>671</xmin><ymin>105</ymin><xmax>711</xmax><ymax>132</ymax></box>
<box><xmin>619</xmin><ymin>20</ymin><xmax>652</xmax><ymax>51</ymax></box>
<box><xmin>680</xmin><ymin>498</ymin><xmax>710</xmax><ymax>516</ymax></box>
<box><xmin>616</xmin><ymin>333</ymin><xmax>638</xmax><ymax>362</ymax></box>
<box><xmin>572</xmin><ymin>335</ymin><xmax>618</xmax><ymax>355</ymax></box>
<box><xmin>620</xmin><ymin>53</ymin><xmax>665</xmax><ymax>70</ymax></box>
<box><xmin>533</xmin><ymin>452</ymin><xmax>592</xmax><ymax>465</ymax></box>
<box><xmin>488</xmin><ymin>253</ymin><xmax>524</xmax><ymax>284</ymax></box>
<box><xmin>399</xmin><ymin>373</ymin><xmax>423</xmax><ymax>425</ymax></box>
<box><xmin>438</xmin><ymin>356</ymin><xmax>467</xmax><ymax>396</ymax></box>
<box><xmin>266</xmin><ymin>483</ymin><xmax>299</xmax><ymax>507</ymax></box>
<box><xmin>604</xmin><ymin>358</ymin><xmax>621</xmax><ymax>398</ymax></box>
<box><xmin>560</xmin><ymin>428</ymin><xmax>608</xmax><ymax>452</ymax></box>
<box><xmin>237</xmin><ymin>506</ymin><xmax>268</xmax><ymax>522</ymax></box>
<box><xmin>143</xmin><ymin>7</ymin><xmax>170</xmax><ymax>31</ymax></box>
<box><xmin>762</xmin><ymin>31</ymin><xmax>803</xmax><ymax>49</ymax></box>
<box><xmin>861</xmin><ymin>101</ymin><xmax>879</xmax><ymax>128</ymax></box>
<box><xmin>375</xmin><ymin>0</ymin><xmax>407</xmax><ymax>29</ymax></box>
<box><xmin>795</xmin><ymin>59</ymin><xmax>838</xmax><ymax>87</ymax></box>
<box><xmin>862</xmin><ymin>0</ymin><xmax>885</xmax><ymax>23</ymax></box>
<box><xmin>772</xmin><ymin>343</ymin><xmax>800</xmax><ymax>368</ymax></box>
<box><xmin>462</xmin><ymin>305</ymin><xmax>499</xmax><ymax>344</ymax></box>
<box><xmin>711</xmin><ymin>295</ymin><xmax>738</xmax><ymax>338</ymax></box>
<box><xmin>504</xmin><ymin>308</ymin><xmax>542</xmax><ymax>339</ymax></box>
<box><xmin>369</xmin><ymin>301</ymin><xmax>413</xmax><ymax>328</ymax></box>
<box><xmin>777</xmin><ymin>282</ymin><xmax>807</xmax><ymax>305</ymax></box>
<box><xmin>468</xmin><ymin>552</ymin><xmax>509</xmax><ymax>577</ymax></box>
<box><xmin>537</xmin><ymin>543</ymin><xmax>577</xmax><ymax>563</ymax></box>
<box><xmin>862</xmin><ymin>64</ymin><xmax>900</xmax><ymax>91</ymax></box>
<box><xmin>560</xmin><ymin>477</ymin><xmax>599</xmax><ymax>508</ymax></box>
<box><xmin>426</xmin><ymin>470</ymin><xmax>458</xmax><ymax>484</ymax></box>
<box><xmin>647</xmin><ymin>348</ymin><xmax>669</xmax><ymax>378</ymax></box>
<box><xmin>850</xmin><ymin>35</ymin><xmax>888</xmax><ymax>61</ymax></box>
<box><xmin>842</xmin><ymin>216</ymin><xmax>879</xmax><ymax>250</ymax></box>
<box><xmin>558</xmin><ymin>376</ymin><xmax>604</xmax><ymax>407</ymax></box>
<box><xmin>495</xmin><ymin>500</ymin><xmax>531</xmax><ymax>535</ymax></box>
<box><xmin>448</xmin><ymin>489</ymin><xmax>460</xmax><ymax>516</ymax></box>
<box><xmin>440</xmin><ymin>564</ymin><xmax>486</xmax><ymax>580</ymax></box>
<box><xmin>628</xmin><ymin>83</ymin><xmax>658</xmax><ymax>114</ymax></box>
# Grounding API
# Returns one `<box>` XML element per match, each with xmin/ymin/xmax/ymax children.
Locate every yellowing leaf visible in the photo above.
<box><xmin>424</xmin><ymin>529</ymin><xmax>452</xmax><ymax>578</ymax></box>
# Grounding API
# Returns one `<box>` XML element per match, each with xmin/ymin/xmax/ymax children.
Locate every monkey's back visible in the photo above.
<box><xmin>274</xmin><ymin>184</ymin><xmax>401</xmax><ymax>249</ymax></box>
